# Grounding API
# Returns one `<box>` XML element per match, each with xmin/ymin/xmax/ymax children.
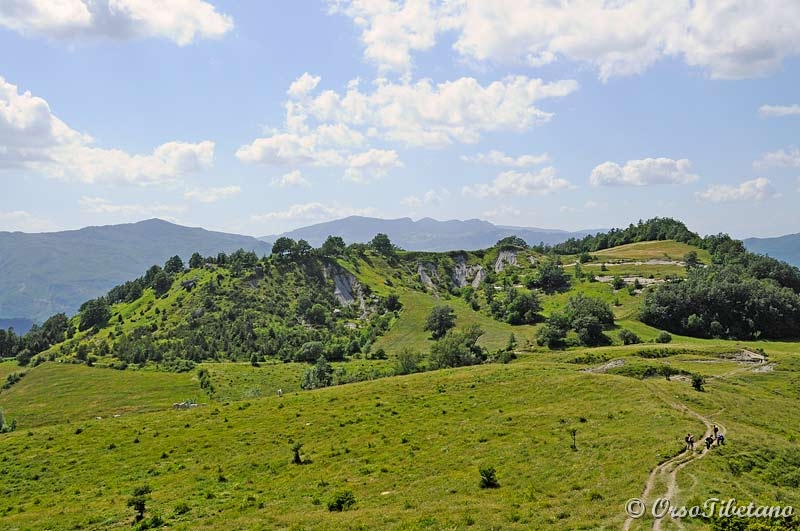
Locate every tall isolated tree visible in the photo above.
<box><xmin>424</xmin><ymin>305</ymin><xmax>457</xmax><ymax>340</ymax></box>
<box><xmin>189</xmin><ymin>252</ymin><xmax>204</xmax><ymax>269</ymax></box>
<box><xmin>164</xmin><ymin>255</ymin><xmax>185</xmax><ymax>274</ymax></box>
<box><xmin>321</xmin><ymin>235</ymin><xmax>346</xmax><ymax>257</ymax></box>
<box><xmin>370</xmin><ymin>233</ymin><xmax>395</xmax><ymax>256</ymax></box>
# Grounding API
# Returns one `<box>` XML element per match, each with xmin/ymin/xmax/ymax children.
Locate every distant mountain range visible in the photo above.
<box><xmin>743</xmin><ymin>233</ymin><xmax>800</xmax><ymax>268</ymax></box>
<box><xmin>264</xmin><ymin>216</ymin><xmax>603</xmax><ymax>252</ymax></box>
<box><xmin>2</xmin><ymin>216</ymin><xmax>798</xmax><ymax>326</ymax></box>
<box><xmin>0</xmin><ymin>219</ymin><xmax>271</xmax><ymax>324</ymax></box>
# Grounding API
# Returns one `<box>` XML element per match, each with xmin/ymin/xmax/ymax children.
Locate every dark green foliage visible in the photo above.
<box><xmin>0</xmin><ymin>409</ymin><xmax>17</xmax><ymax>433</ymax></box>
<box><xmin>429</xmin><ymin>325</ymin><xmax>487</xmax><ymax>369</ymax></box>
<box><xmin>369</xmin><ymin>233</ymin><xmax>397</xmax><ymax>257</ymax></box>
<box><xmin>327</xmin><ymin>489</ymin><xmax>356</xmax><ymax>512</ymax></box>
<box><xmin>151</xmin><ymin>271</ymin><xmax>172</xmax><ymax>297</ymax></box>
<box><xmin>502</xmin><ymin>289</ymin><xmax>542</xmax><ymax>325</ymax></box>
<box><xmin>295</xmin><ymin>341</ymin><xmax>325</xmax><ymax>363</ymax></box>
<box><xmin>611</xmin><ymin>275</ymin><xmax>625</xmax><ymax>290</ymax></box>
<box><xmin>618</xmin><ymin>329</ymin><xmax>641</xmax><ymax>345</ymax></box>
<box><xmin>424</xmin><ymin>305</ymin><xmax>457</xmax><ymax>340</ymax></box>
<box><xmin>536</xmin><ymin>295</ymin><xmax>614</xmax><ymax>349</ymax></box>
<box><xmin>655</xmin><ymin>331</ymin><xmax>672</xmax><ymax>343</ymax></box>
<box><xmin>291</xmin><ymin>442</ymin><xmax>303</xmax><ymax>465</ymax></box>
<box><xmin>164</xmin><ymin>255</ymin><xmax>185</xmax><ymax>274</ymax></box>
<box><xmin>2</xmin><ymin>371</ymin><xmax>26</xmax><ymax>390</ymax></box>
<box><xmin>496</xmin><ymin>236</ymin><xmax>527</xmax><ymax>248</ymax></box>
<box><xmin>301</xmin><ymin>356</ymin><xmax>333</xmax><ymax>390</ymax></box>
<box><xmin>127</xmin><ymin>484</ymin><xmax>152</xmax><ymax>522</ymax></box>
<box><xmin>271</xmin><ymin>237</ymin><xmax>296</xmax><ymax>258</ymax></box>
<box><xmin>189</xmin><ymin>252</ymin><xmax>204</xmax><ymax>269</ymax></box>
<box><xmin>683</xmin><ymin>250</ymin><xmax>700</xmax><ymax>270</ymax></box>
<box><xmin>79</xmin><ymin>298</ymin><xmax>111</xmax><ymax>332</ymax></box>
<box><xmin>385</xmin><ymin>293</ymin><xmax>402</xmax><ymax>312</ymax></box>
<box><xmin>320</xmin><ymin>235</ymin><xmax>346</xmax><ymax>257</ymax></box>
<box><xmin>691</xmin><ymin>374</ymin><xmax>705</xmax><ymax>391</ymax></box>
<box><xmin>479</xmin><ymin>466</ymin><xmax>500</xmax><ymax>489</ymax></box>
<box><xmin>528</xmin><ymin>256</ymin><xmax>570</xmax><ymax>293</ymax></box>
<box><xmin>564</xmin><ymin>294</ymin><xmax>614</xmax><ymax>328</ymax></box>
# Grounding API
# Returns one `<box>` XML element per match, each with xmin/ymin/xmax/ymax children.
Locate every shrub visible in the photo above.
<box><xmin>327</xmin><ymin>489</ymin><xmax>356</xmax><ymax>512</ymax></box>
<box><xmin>394</xmin><ymin>347</ymin><xmax>420</xmax><ymax>375</ymax></box>
<box><xmin>691</xmin><ymin>374</ymin><xmax>705</xmax><ymax>391</ymax></box>
<box><xmin>655</xmin><ymin>331</ymin><xmax>672</xmax><ymax>343</ymax></box>
<box><xmin>479</xmin><ymin>466</ymin><xmax>500</xmax><ymax>489</ymax></box>
<box><xmin>618</xmin><ymin>329</ymin><xmax>641</xmax><ymax>345</ymax></box>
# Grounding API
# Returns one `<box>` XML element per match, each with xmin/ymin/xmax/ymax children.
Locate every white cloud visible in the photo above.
<box><xmin>696</xmin><ymin>178</ymin><xmax>778</xmax><ymax>203</ymax></box>
<box><xmin>328</xmin><ymin>0</ymin><xmax>800</xmax><ymax>80</ymax></box>
<box><xmin>251</xmin><ymin>202</ymin><xmax>378</xmax><ymax>222</ymax></box>
<box><xmin>79</xmin><ymin>196</ymin><xmax>186</xmax><ymax>216</ymax></box>
<box><xmin>235</xmin><ymin>132</ymin><xmax>345</xmax><ymax>167</ymax></box>
<box><xmin>328</xmin><ymin>0</ymin><xmax>438</xmax><ymax>73</ymax></box>
<box><xmin>303</xmin><ymin>75</ymin><xmax>578</xmax><ymax>147</ymax></box>
<box><xmin>271</xmin><ymin>170</ymin><xmax>311</xmax><ymax>188</ymax></box>
<box><xmin>756</xmin><ymin>148</ymin><xmax>800</xmax><ymax>168</ymax></box>
<box><xmin>0</xmin><ymin>0</ymin><xmax>233</xmax><ymax>45</ymax></box>
<box><xmin>0</xmin><ymin>76</ymin><xmax>214</xmax><ymax>185</ymax></box>
<box><xmin>589</xmin><ymin>158</ymin><xmax>698</xmax><ymax>186</ymax></box>
<box><xmin>344</xmin><ymin>148</ymin><xmax>402</xmax><ymax>182</ymax></box>
<box><xmin>183</xmin><ymin>185</ymin><xmax>241</xmax><ymax>203</ymax></box>
<box><xmin>0</xmin><ymin>210</ymin><xmax>60</xmax><ymax>232</ymax></box>
<box><xmin>287</xmin><ymin>73</ymin><xmax>322</xmax><ymax>98</ymax></box>
<box><xmin>462</xmin><ymin>150</ymin><xmax>550</xmax><ymax>167</ymax></box>
<box><xmin>759</xmin><ymin>104</ymin><xmax>800</xmax><ymax>118</ymax></box>
<box><xmin>463</xmin><ymin>167</ymin><xmax>575</xmax><ymax>198</ymax></box>
<box><xmin>401</xmin><ymin>187</ymin><xmax>449</xmax><ymax>208</ymax></box>
<box><xmin>484</xmin><ymin>205</ymin><xmax>521</xmax><ymax>218</ymax></box>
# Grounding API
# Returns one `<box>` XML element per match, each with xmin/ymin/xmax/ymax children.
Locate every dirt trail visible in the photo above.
<box><xmin>622</xmin><ymin>399</ymin><xmax>726</xmax><ymax>531</ymax></box>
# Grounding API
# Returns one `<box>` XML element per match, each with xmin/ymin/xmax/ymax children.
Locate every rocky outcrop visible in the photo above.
<box><xmin>417</xmin><ymin>262</ymin><xmax>438</xmax><ymax>289</ymax></box>
<box><xmin>451</xmin><ymin>255</ymin><xmax>485</xmax><ymax>288</ymax></box>
<box><xmin>324</xmin><ymin>264</ymin><xmax>366</xmax><ymax>315</ymax></box>
<box><xmin>494</xmin><ymin>250</ymin><xmax>518</xmax><ymax>272</ymax></box>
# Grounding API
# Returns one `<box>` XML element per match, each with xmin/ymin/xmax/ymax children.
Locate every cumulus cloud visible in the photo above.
<box><xmin>0</xmin><ymin>76</ymin><xmax>214</xmax><ymax>185</ymax></box>
<box><xmin>251</xmin><ymin>202</ymin><xmax>378</xmax><ymax>222</ymax></box>
<box><xmin>287</xmin><ymin>73</ymin><xmax>322</xmax><ymax>98</ymax></box>
<box><xmin>756</xmin><ymin>148</ymin><xmax>800</xmax><ymax>168</ymax></box>
<box><xmin>271</xmin><ymin>170</ymin><xmax>311</xmax><ymax>188</ymax></box>
<box><xmin>463</xmin><ymin>167</ymin><xmax>575</xmax><ymax>198</ymax></box>
<box><xmin>79</xmin><ymin>196</ymin><xmax>186</xmax><ymax>216</ymax></box>
<box><xmin>0</xmin><ymin>210</ymin><xmax>60</xmax><ymax>232</ymax></box>
<box><xmin>759</xmin><ymin>104</ymin><xmax>800</xmax><ymax>118</ymax></box>
<box><xmin>401</xmin><ymin>187</ymin><xmax>450</xmax><ymax>208</ymax></box>
<box><xmin>462</xmin><ymin>150</ymin><xmax>550</xmax><ymax>167</ymax></box>
<box><xmin>183</xmin><ymin>185</ymin><xmax>241</xmax><ymax>203</ymax></box>
<box><xmin>303</xmin><ymin>75</ymin><xmax>578</xmax><ymax>147</ymax></box>
<box><xmin>328</xmin><ymin>0</ymin><xmax>800</xmax><ymax>80</ymax></box>
<box><xmin>344</xmin><ymin>149</ymin><xmax>403</xmax><ymax>182</ymax></box>
<box><xmin>0</xmin><ymin>0</ymin><xmax>233</xmax><ymax>45</ymax></box>
<box><xmin>696</xmin><ymin>178</ymin><xmax>778</xmax><ymax>203</ymax></box>
<box><xmin>589</xmin><ymin>158</ymin><xmax>698</xmax><ymax>186</ymax></box>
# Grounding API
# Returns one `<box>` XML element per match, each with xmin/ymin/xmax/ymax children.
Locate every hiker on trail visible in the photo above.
<box><xmin>713</xmin><ymin>425</ymin><xmax>719</xmax><ymax>438</ymax></box>
<box><xmin>717</xmin><ymin>433</ymin><xmax>725</xmax><ymax>446</ymax></box>
<box><xmin>705</xmin><ymin>435</ymin><xmax>714</xmax><ymax>450</ymax></box>
<box><xmin>686</xmin><ymin>433</ymin><xmax>694</xmax><ymax>451</ymax></box>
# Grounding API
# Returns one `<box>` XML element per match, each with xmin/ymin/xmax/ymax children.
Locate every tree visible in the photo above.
<box><xmin>424</xmin><ymin>305</ymin><xmax>457</xmax><ymax>340</ymax></box>
<box><xmin>618</xmin><ymin>329</ymin><xmax>641</xmax><ymax>345</ymax></box>
<box><xmin>79</xmin><ymin>298</ymin><xmax>111</xmax><ymax>332</ymax></box>
<box><xmin>564</xmin><ymin>294</ymin><xmax>614</xmax><ymax>328</ymax></box>
<box><xmin>189</xmin><ymin>252</ymin><xmax>204</xmax><ymax>269</ymax></box>
<box><xmin>151</xmin><ymin>270</ymin><xmax>172</xmax><ymax>297</ymax></box>
<box><xmin>271</xmin><ymin>237</ymin><xmax>296</xmax><ymax>258</ymax></box>
<box><xmin>683</xmin><ymin>250</ymin><xmax>700</xmax><ymax>271</ymax></box>
<box><xmin>395</xmin><ymin>347</ymin><xmax>421</xmax><ymax>375</ymax></box>
<box><xmin>496</xmin><ymin>236</ymin><xmax>527</xmax><ymax>248</ymax></box>
<box><xmin>504</xmin><ymin>290</ymin><xmax>542</xmax><ymax>325</ymax></box>
<box><xmin>370</xmin><ymin>233</ymin><xmax>396</xmax><ymax>256</ymax></box>
<box><xmin>164</xmin><ymin>255</ymin><xmax>185</xmax><ymax>274</ymax></box>
<box><xmin>301</xmin><ymin>355</ymin><xmax>333</xmax><ymax>389</ymax></box>
<box><xmin>295</xmin><ymin>341</ymin><xmax>325</xmax><ymax>363</ymax></box>
<box><xmin>531</xmin><ymin>257</ymin><xmax>570</xmax><ymax>293</ymax></box>
<box><xmin>385</xmin><ymin>293</ymin><xmax>402</xmax><ymax>312</ymax></box>
<box><xmin>306</xmin><ymin>304</ymin><xmax>329</xmax><ymax>326</ymax></box>
<box><xmin>429</xmin><ymin>325</ymin><xmax>486</xmax><ymax>369</ymax></box>
<box><xmin>321</xmin><ymin>235</ymin><xmax>346</xmax><ymax>257</ymax></box>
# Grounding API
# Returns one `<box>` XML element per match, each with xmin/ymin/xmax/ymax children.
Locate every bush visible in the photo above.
<box><xmin>394</xmin><ymin>347</ymin><xmax>421</xmax><ymax>375</ymax></box>
<box><xmin>327</xmin><ymin>489</ymin><xmax>356</xmax><ymax>512</ymax></box>
<box><xmin>618</xmin><ymin>329</ymin><xmax>641</xmax><ymax>345</ymax></box>
<box><xmin>479</xmin><ymin>466</ymin><xmax>500</xmax><ymax>489</ymax></box>
<box><xmin>655</xmin><ymin>331</ymin><xmax>672</xmax><ymax>343</ymax></box>
<box><xmin>691</xmin><ymin>374</ymin><xmax>705</xmax><ymax>392</ymax></box>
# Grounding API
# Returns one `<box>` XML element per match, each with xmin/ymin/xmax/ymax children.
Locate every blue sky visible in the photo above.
<box><xmin>1</xmin><ymin>1</ymin><xmax>799</xmax><ymax>239</ymax></box>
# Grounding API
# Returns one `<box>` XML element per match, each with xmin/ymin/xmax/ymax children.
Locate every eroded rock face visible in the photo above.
<box><xmin>324</xmin><ymin>264</ymin><xmax>366</xmax><ymax>315</ymax></box>
<box><xmin>494</xmin><ymin>250</ymin><xmax>518</xmax><ymax>272</ymax></box>
<box><xmin>451</xmin><ymin>255</ymin><xmax>485</xmax><ymax>288</ymax></box>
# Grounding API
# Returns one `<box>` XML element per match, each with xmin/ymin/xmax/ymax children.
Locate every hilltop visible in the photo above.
<box><xmin>0</xmin><ymin>219</ymin><xmax>271</xmax><ymax>323</ymax></box>
<box><xmin>2</xmin><ymin>218</ymin><xmax>800</xmax><ymax>530</ymax></box>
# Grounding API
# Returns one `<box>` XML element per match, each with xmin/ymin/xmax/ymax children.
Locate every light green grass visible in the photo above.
<box><xmin>591</xmin><ymin>240</ymin><xmax>711</xmax><ymax>262</ymax></box>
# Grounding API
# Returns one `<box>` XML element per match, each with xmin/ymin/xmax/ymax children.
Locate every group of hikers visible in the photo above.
<box><xmin>685</xmin><ymin>425</ymin><xmax>725</xmax><ymax>451</ymax></box>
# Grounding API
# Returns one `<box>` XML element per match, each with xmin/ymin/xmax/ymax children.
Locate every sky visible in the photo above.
<box><xmin>1</xmin><ymin>1</ymin><xmax>799</xmax><ymax>239</ymax></box>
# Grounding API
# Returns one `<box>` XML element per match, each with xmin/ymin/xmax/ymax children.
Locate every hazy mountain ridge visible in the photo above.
<box><xmin>0</xmin><ymin>219</ymin><xmax>271</xmax><ymax>322</ymax></box>
<box><xmin>264</xmin><ymin>216</ymin><xmax>602</xmax><ymax>251</ymax></box>
<box><xmin>744</xmin><ymin>233</ymin><xmax>800</xmax><ymax>268</ymax></box>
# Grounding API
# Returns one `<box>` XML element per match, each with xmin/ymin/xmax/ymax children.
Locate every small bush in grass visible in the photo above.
<box><xmin>479</xmin><ymin>466</ymin><xmax>500</xmax><ymax>489</ymax></box>
<box><xmin>327</xmin><ymin>489</ymin><xmax>356</xmax><ymax>511</ymax></box>
<box><xmin>618</xmin><ymin>329</ymin><xmax>641</xmax><ymax>345</ymax></box>
<box><xmin>127</xmin><ymin>484</ymin><xmax>152</xmax><ymax>523</ymax></box>
<box><xmin>655</xmin><ymin>331</ymin><xmax>672</xmax><ymax>343</ymax></box>
<box><xmin>691</xmin><ymin>374</ymin><xmax>705</xmax><ymax>392</ymax></box>
<box><xmin>173</xmin><ymin>502</ymin><xmax>190</xmax><ymax>516</ymax></box>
